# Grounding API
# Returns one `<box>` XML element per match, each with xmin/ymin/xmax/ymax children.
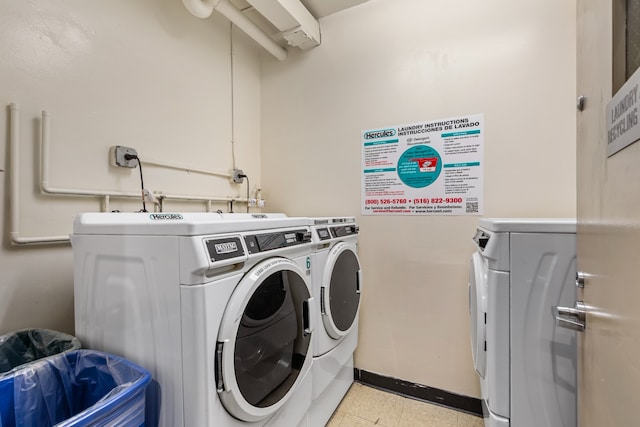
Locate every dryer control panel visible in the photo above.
<box><xmin>244</xmin><ymin>228</ymin><xmax>312</xmax><ymax>254</ymax></box>
<box><xmin>330</xmin><ymin>225</ymin><xmax>359</xmax><ymax>238</ymax></box>
<box><xmin>315</xmin><ymin>225</ymin><xmax>359</xmax><ymax>241</ymax></box>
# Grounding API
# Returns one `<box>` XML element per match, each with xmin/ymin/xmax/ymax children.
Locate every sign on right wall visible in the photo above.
<box><xmin>361</xmin><ymin>114</ymin><xmax>484</xmax><ymax>216</ymax></box>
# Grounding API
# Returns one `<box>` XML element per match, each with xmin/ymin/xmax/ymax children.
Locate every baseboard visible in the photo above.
<box><xmin>354</xmin><ymin>368</ymin><xmax>483</xmax><ymax>417</ymax></box>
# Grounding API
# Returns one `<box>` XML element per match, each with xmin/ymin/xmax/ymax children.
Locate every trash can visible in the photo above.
<box><xmin>0</xmin><ymin>328</ymin><xmax>81</xmax><ymax>374</ymax></box>
<box><xmin>0</xmin><ymin>349</ymin><xmax>151</xmax><ymax>427</ymax></box>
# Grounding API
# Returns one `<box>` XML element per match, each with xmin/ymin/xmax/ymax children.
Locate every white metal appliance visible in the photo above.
<box><xmin>306</xmin><ymin>217</ymin><xmax>361</xmax><ymax>427</ymax></box>
<box><xmin>469</xmin><ymin>218</ymin><xmax>577</xmax><ymax>427</ymax></box>
<box><xmin>72</xmin><ymin>212</ymin><xmax>315</xmax><ymax>427</ymax></box>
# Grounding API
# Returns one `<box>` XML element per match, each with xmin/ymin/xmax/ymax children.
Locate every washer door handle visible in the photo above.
<box><xmin>215</xmin><ymin>341</ymin><xmax>225</xmax><ymax>392</ymax></box>
<box><xmin>356</xmin><ymin>270</ymin><xmax>362</xmax><ymax>294</ymax></box>
<box><xmin>553</xmin><ymin>301</ymin><xmax>586</xmax><ymax>332</ymax></box>
<box><xmin>303</xmin><ymin>297</ymin><xmax>316</xmax><ymax>336</ymax></box>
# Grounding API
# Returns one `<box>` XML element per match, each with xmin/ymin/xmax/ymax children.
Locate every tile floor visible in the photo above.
<box><xmin>327</xmin><ymin>383</ymin><xmax>483</xmax><ymax>427</ymax></box>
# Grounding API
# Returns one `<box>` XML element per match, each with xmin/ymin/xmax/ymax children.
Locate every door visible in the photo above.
<box><xmin>321</xmin><ymin>243</ymin><xmax>362</xmax><ymax>339</ymax></box>
<box><xmin>576</xmin><ymin>0</ymin><xmax>640</xmax><ymax>425</ymax></box>
<box><xmin>216</xmin><ymin>257</ymin><xmax>314</xmax><ymax>422</ymax></box>
<box><xmin>468</xmin><ymin>251</ymin><xmax>488</xmax><ymax>380</ymax></box>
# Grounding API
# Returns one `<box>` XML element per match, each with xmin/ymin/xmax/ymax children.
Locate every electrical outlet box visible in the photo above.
<box><xmin>111</xmin><ymin>146</ymin><xmax>138</xmax><ymax>168</ymax></box>
<box><xmin>232</xmin><ymin>168</ymin><xmax>245</xmax><ymax>183</ymax></box>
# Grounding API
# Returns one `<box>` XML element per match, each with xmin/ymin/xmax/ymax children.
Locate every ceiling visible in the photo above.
<box><xmin>229</xmin><ymin>0</ymin><xmax>369</xmax><ymax>19</ymax></box>
<box><xmin>297</xmin><ymin>0</ymin><xmax>370</xmax><ymax>18</ymax></box>
<box><xmin>228</xmin><ymin>0</ymin><xmax>370</xmax><ymax>49</ymax></box>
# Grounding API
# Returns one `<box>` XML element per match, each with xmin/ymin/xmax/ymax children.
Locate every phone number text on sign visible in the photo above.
<box><xmin>365</xmin><ymin>197</ymin><xmax>463</xmax><ymax>205</ymax></box>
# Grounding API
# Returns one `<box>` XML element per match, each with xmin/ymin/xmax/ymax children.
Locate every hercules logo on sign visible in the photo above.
<box><xmin>363</xmin><ymin>128</ymin><xmax>396</xmax><ymax>139</ymax></box>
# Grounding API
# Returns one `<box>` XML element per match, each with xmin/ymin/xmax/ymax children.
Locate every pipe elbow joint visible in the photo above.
<box><xmin>182</xmin><ymin>0</ymin><xmax>220</xmax><ymax>18</ymax></box>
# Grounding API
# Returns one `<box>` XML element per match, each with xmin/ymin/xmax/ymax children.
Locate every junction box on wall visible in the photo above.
<box><xmin>231</xmin><ymin>168</ymin><xmax>245</xmax><ymax>183</ymax></box>
<box><xmin>111</xmin><ymin>146</ymin><xmax>139</xmax><ymax>168</ymax></box>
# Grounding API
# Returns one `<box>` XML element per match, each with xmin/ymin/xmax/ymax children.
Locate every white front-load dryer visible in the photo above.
<box><xmin>72</xmin><ymin>212</ymin><xmax>315</xmax><ymax>427</ymax></box>
<box><xmin>306</xmin><ymin>217</ymin><xmax>361</xmax><ymax>427</ymax></box>
<box><xmin>468</xmin><ymin>218</ymin><xmax>577</xmax><ymax>427</ymax></box>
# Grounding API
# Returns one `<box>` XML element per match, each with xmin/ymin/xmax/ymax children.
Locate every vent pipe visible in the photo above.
<box><xmin>182</xmin><ymin>0</ymin><xmax>288</xmax><ymax>60</ymax></box>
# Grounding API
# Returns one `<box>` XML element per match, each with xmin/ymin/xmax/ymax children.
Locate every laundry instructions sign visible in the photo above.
<box><xmin>361</xmin><ymin>114</ymin><xmax>484</xmax><ymax>216</ymax></box>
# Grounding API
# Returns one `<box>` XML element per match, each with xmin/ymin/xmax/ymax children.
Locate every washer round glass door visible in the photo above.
<box><xmin>469</xmin><ymin>251</ymin><xmax>488</xmax><ymax>379</ymax></box>
<box><xmin>321</xmin><ymin>243</ymin><xmax>362</xmax><ymax>339</ymax></box>
<box><xmin>216</xmin><ymin>257</ymin><xmax>313</xmax><ymax>422</ymax></box>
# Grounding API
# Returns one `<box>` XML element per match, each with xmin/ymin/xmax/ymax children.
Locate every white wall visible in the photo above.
<box><xmin>0</xmin><ymin>0</ymin><xmax>577</xmax><ymax>402</ymax></box>
<box><xmin>261</xmin><ymin>0</ymin><xmax>577</xmax><ymax>397</ymax></box>
<box><xmin>0</xmin><ymin>0</ymin><xmax>262</xmax><ymax>334</ymax></box>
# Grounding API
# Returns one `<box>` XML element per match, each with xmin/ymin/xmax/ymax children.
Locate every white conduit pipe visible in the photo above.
<box><xmin>9</xmin><ymin>104</ymin><xmax>69</xmax><ymax>245</ymax></box>
<box><xmin>155</xmin><ymin>193</ymin><xmax>240</xmax><ymax>202</ymax></box>
<box><xmin>141</xmin><ymin>158</ymin><xmax>231</xmax><ymax>179</ymax></box>
<box><xmin>41</xmin><ymin>111</ymin><xmax>141</xmax><ymax>199</ymax></box>
<box><xmin>42</xmin><ymin>111</ymin><xmax>237</xmax><ymax>200</ymax></box>
<box><xmin>8</xmin><ymin>105</ymin><xmax>248</xmax><ymax>245</ymax></box>
<box><xmin>41</xmin><ymin>111</ymin><xmax>242</xmax><ymax>203</ymax></box>
<box><xmin>182</xmin><ymin>0</ymin><xmax>287</xmax><ymax>61</ymax></box>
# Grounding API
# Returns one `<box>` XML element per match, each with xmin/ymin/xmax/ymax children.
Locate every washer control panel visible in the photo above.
<box><xmin>330</xmin><ymin>225</ymin><xmax>359</xmax><ymax>238</ymax></box>
<box><xmin>244</xmin><ymin>228</ymin><xmax>312</xmax><ymax>254</ymax></box>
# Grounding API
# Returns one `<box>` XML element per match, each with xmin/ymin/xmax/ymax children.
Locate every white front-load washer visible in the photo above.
<box><xmin>72</xmin><ymin>212</ymin><xmax>315</xmax><ymax>427</ymax></box>
<box><xmin>468</xmin><ymin>218</ymin><xmax>577</xmax><ymax>427</ymax></box>
<box><xmin>306</xmin><ymin>217</ymin><xmax>361</xmax><ymax>427</ymax></box>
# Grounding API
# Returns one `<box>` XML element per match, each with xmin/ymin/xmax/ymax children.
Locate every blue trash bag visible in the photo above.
<box><xmin>0</xmin><ymin>329</ymin><xmax>81</xmax><ymax>374</ymax></box>
<box><xmin>0</xmin><ymin>349</ymin><xmax>151</xmax><ymax>427</ymax></box>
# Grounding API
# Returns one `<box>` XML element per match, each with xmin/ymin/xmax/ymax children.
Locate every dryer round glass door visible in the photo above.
<box><xmin>321</xmin><ymin>243</ymin><xmax>362</xmax><ymax>339</ymax></box>
<box><xmin>216</xmin><ymin>257</ymin><xmax>313</xmax><ymax>422</ymax></box>
<box><xmin>469</xmin><ymin>251</ymin><xmax>488</xmax><ymax>379</ymax></box>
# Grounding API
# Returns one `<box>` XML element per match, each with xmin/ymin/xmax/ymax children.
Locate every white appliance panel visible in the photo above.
<box><xmin>73</xmin><ymin>234</ymin><xmax>183</xmax><ymax>426</ymax></box>
<box><xmin>486</xmin><ymin>268</ymin><xmax>510</xmax><ymax>418</ymax></box>
<box><xmin>478</xmin><ymin>218</ymin><xmax>576</xmax><ymax>234</ymax></box>
<box><xmin>510</xmin><ymin>232</ymin><xmax>577</xmax><ymax>427</ymax></box>
<box><xmin>470</xmin><ymin>218</ymin><xmax>577</xmax><ymax>427</ymax></box>
<box><xmin>469</xmin><ymin>251</ymin><xmax>488</xmax><ymax>379</ymax></box>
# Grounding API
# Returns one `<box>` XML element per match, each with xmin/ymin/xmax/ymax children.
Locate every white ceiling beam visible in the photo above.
<box><xmin>182</xmin><ymin>0</ymin><xmax>287</xmax><ymax>60</ymax></box>
<box><xmin>246</xmin><ymin>0</ymin><xmax>320</xmax><ymax>49</ymax></box>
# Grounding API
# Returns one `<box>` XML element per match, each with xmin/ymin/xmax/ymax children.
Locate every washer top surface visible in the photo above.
<box><xmin>478</xmin><ymin>218</ymin><xmax>576</xmax><ymax>234</ymax></box>
<box><xmin>73</xmin><ymin>212</ymin><xmax>308</xmax><ymax>236</ymax></box>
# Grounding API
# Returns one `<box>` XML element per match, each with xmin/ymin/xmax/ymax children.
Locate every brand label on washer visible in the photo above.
<box><xmin>205</xmin><ymin>237</ymin><xmax>244</xmax><ymax>262</ymax></box>
<box><xmin>149</xmin><ymin>213</ymin><xmax>183</xmax><ymax>220</ymax></box>
<box><xmin>214</xmin><ymin>241</ymin><xmax>238</xmax><ymax>254</ymax></box>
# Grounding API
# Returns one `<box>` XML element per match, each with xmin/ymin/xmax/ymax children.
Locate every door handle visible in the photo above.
<box><xmin>303</xmin><ymin>297</ymin><xmax>316</xmax><ymax>336</ymax></box>
<box><xmin>576</xmin><ymin>271</ymin><xmax>586</xmax><ymax>288</ymax></box>
<box><xmin>553</xmin><ymin>301</ymin><xmax>587</xmax><ymax>332</ymax></box>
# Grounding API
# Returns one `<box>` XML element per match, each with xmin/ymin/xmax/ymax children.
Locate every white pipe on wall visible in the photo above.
<box><xmin>40</xmin><ymin>110</ymin><xmax>243</xmax><ymax>204</ymax></box>
<box><xmin>9</xmin><ymin>104</ymin><xmax>69</xmax><ymax>245</ymax></box>
<box><xmin>40</xmin><ymin>111</ymin><xmax>141</xmax><ymax>199</ymax></box>
<box><xmin>141</xmin><ymin>158</ymin><xmax>231</xmax><ymax>179</ymax></box>
<box><xmin>181</xmin><ymin>0</ymin><xmax>288</xmax><ymax>61</ymax></box>
<box><xmin>7</xmin><ymin>105</ymin><xmax>249</xmax><ymax>246</ymax></box>
<box><xmin>41</xmin><ymin>112</ymin><xmax>236</xmax><ymax>198</ymax></box>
